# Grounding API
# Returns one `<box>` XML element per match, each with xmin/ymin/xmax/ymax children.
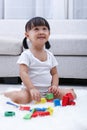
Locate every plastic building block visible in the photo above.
<box><xmin>68</xmin><ymin>101</ymin><xmax>76</xmax><ymax>105</ymax></box>
<box><xmin>45</xmin><ymin>93</ymin><xmax>54</xmax><ymax>102</ymax></box>
<box><xmin>35</xmin><ymin>107</ymin><xmax>47</xmax><ymax>111</ymax></box>
<box><xmin>62</xmin><ymin>95</ymin><xmax>69</xmax><ymax>106</ymax></box>
<box><xmin>23</xmin><ymin>113</ymin><xmax>31</xmax><ymax>119</ymax></box>
<box><xmin>31</xmin><ymin>111</ymin><xmax>39</xmax><ymax>117</ymax></box>
<box><xmin>6</xmin><ymin>101</ymin><xmax>19</xmax><ymax>108</ymax></box>
<box><xmin>53</xmin><ymin>99</ymin><xmax>61</xmax><ymax>106</ymax></box>
<box><xmin>46</xmin><ymin>99</ymin><xmax>54</xmax><ymax>102</ymax></box>
<box><xmin>31</xmin><ymin>107</ymin><xmax>54</xmax><ymax>118</ymax></box>
<box><xmin>66</xmin><ymin>93</ymin><xmax>74</xmax><ymax>101</ymax></box>
<box><xmin>36</xmin><ymin>97</ymin><xmax>47</xmax><ymax>104</ymax></box>
<box><xmin>6</xmin><ymin>101</ymin><xmax>31</xmax><ymax>111</ymax></box>
<box><xmin>47</xmin><ymin>107</ymin><xmax>54</xmax><ymax>115</ymax></box>
<box><xmin>19</xmin><ymin>106</ymin><xmax>30</xmax><ymax>111</ymax></box>
<box><xmin>4</xmin><ymin>111</ymin><xmax>15</xmax><ymax>117</ymax></box>
<box><xmin>46</xmin><ymin>93</ymin><xmax>54</xmax><ymax>100</ymax></box>
<box><xmin>62</xmin><ymin>93</ymin><xmax>76</xmax><ymax>106</ymax></box>
<box><xmin>32</xmin><ymin>111</ymin><xmax>50</xmax><ymax>117</ymax></box>
<box><xmin>38</xmin><ymin>111</ymin><xmax>50</xmax><ymax>116</ymax></box>
<box><xmin>24</xmin><ymin>107</ymin><xmax>54</xmax><ymax>119</ymax></box>
<box><xmin>40</xmin><ymin>98</ymin><xmax>47</xmax><ymax>103</ymax></box>
<box><xmin>23</xmin><ymin>108</ymin><xmax>35</xmax><ymax>119</ymax></box>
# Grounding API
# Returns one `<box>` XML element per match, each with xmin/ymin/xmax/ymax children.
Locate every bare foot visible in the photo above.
<box><xmin>55</xmin><ymin>88</ymin><xmax>77</xmax><ymax>100</ymax></box>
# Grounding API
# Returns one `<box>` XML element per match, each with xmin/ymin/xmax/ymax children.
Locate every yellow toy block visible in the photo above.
<box><xmin>35</xmin><ymin>97</ymin><xmax>47</xmax><ymax>104</ymax></box>
<box><xmin>41</xmin><ymin>98</ymin><xmax>47</xmax><ymax>103</ymax></box>
<box><xmin>47</xmin><ymin>107</ymin><xmax>54</xmax><ymax>115</ymax></box>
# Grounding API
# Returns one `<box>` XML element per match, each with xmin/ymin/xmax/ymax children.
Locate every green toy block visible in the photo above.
<box><xmin>46</xmin><ymin>93</ymin><xmax>54</xmax><ymax>100</ymax></box>
<box><xmin>23</xmin><ymin>108</ymin><xmax>35</xmax><ymax>119</ymax></box>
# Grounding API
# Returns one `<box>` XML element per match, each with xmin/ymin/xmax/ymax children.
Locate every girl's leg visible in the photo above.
<box><xmin>4</xmin><ymin>88</ymin><xmax>32</xmax><ymax>104</ymax></box>
<box><xmin>54</xmin><ymin>88</ymin><xmax>77</xmax><ymax>100</ymax></box>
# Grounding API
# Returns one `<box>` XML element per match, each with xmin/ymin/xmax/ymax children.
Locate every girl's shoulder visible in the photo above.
<box><xmin>20</xmin><ymin>49</ymin><xmax>32</xmax><ymax>58</ymax></box>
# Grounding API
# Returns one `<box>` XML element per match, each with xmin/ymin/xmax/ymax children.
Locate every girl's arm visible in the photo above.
<box><xmin>50</xmin><ymin>66</ymin><xmax>59</xmax><ymax>87</ymax></box>
<box><xmin>19</xmin><ymin>64</ymin><xmax>35</xmax><ymax>90</ymax></box>
<box><xmin>19</xmin><ymin>64</ymin><xmax>41</xmax><ymax>101</ymax></box>
<box><xmin>48</xmin><ymin>66</ymin><xmax>59</xmax><ymax>95</ymax></box>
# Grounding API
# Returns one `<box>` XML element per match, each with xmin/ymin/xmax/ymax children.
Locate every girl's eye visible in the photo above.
<box><xmin>33</xmin><ymin>27</ymin><xmax>48</xmax><ymax>31</ymax></box>
<box><xmin>34</xmin><ymin>28</ymin><xmax>39</xmax><ymax>31</ymax></box>
<box><xmin>43</xmin><ymin>27</ymin><xmax>48</xmax><ymax>30</ymax></box>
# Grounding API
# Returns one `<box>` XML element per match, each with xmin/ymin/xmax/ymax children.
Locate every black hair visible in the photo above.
<box><xmin>23</xmin><ymin>17</ymin><xmax>51</xmax><ymax>49</ymax></box>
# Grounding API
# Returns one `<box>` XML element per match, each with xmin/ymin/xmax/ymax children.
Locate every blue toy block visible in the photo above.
<box><xmin>53</xmin><ymin>99</ymin><xmax>61</xmax><ymax>106</ymax></box>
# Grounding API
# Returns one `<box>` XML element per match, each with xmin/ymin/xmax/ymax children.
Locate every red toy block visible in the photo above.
<box><xmin>39</xmin><ymin>111</ymin><xmax>50</xmax><ymax>116</ymax></box>
<box><xmin>62</xmin><ymin>95</ymin><xmax>69</xmax><ymax>106</ymax></box>
<box><xmin>44</xmin><ymin>111</ymin><xmax>50</xmax><ymax>116</ymax></box>
<box><xmin>46</xmin><ymin>99</ymin><xmax>53</xmax><ymax>102</ymax></box>
<box><xmin>32</xmin><ymin>111</ymin><xmax>39</xmax><ymax>117</ymax></box>
<box><xmin>66</xmin><ymin>93</ymin><xmax>74</xmax><ymax>101</ymax></box>
<box><xmin>62</xmin><ymin>93</ymin><xmax>76</xmax><ymax>106</ymax></box>
<box><xmin>19</xmin><ymin>106</ymin><xmax>30</xmax><ymax>111</ymax></box>
<box><xmin>68</xmin><ymin>101</ymin><xmax>76</xmax><ymax>105</ymax></box>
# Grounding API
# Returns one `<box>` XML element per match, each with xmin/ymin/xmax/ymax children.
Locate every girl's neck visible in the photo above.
<box><xmin>30</xmin><ymin>46</ymin><xmax>45</xmax><ymax>53</ymax></box>
<box><xmin>30</xmin><ymin>46</ymin><xmax>47</xmax><ymax>62</ymax></box>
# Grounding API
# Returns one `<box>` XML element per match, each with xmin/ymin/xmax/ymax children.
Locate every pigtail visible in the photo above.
<box><xmin>45</xmin><ymin>41</ymin><xmax>51</xmax><ymax>49</ymax></box>
<box><xmin>23</xmin><ymin>37</ymin><xmax>29</xmax><ymax>49</ymax></box>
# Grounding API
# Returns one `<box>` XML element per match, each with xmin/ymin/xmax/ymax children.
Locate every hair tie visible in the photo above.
<box><xmin>45</xmin><ymin>41</ymin><xmax>51</xmax><ymax>49</ymax></box>
<box><xmin>23</xmin><ymin>37</ymin><xmax>29</xmax><ymax>49</ymax></box>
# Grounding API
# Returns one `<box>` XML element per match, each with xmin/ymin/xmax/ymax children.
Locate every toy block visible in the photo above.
<box><xmin>40</xmin><ymin>98</ymin><xmax>47</xmax><ymax>103</ymax></box>
<box><xmin>47</xmin><ymin>107</ymin><xmax>54</xmax><ymax>115</ymax></box>
<box><xmin>68</xmin><ymin>101</ymin><xmax>76</xmax><ymax>105</ymax></box>
<box><xmin>6</xmin><ymin>101</ymin><xmax>19</xmax><ymax>108</ymax></box>
<box><xmin>19</xmin><ymin>106</ymin><xmax>30</xmax><ymax>111</ymax></box>
<box><xmin>23</xmin><ymin>108</ymin><xmax>35</xmax><ymax>119</ymax></box>
<box><xmin>31</xmin><ymin>111</ymin><xmax>39</xmax><ymax>117</ymax></box>
<box><xmin>46</xmin><ymin>93</ymin><xmax>54</xmax><ymax>102</ymax></box>
<box><xmin>46</xmin><ymin>99</ymin><xmax>53</xmax><ymax>102</ymax></box>
<box><xmin>66</xmin><ymin>93</ymin><xmax>74</xmax><ymax>101</ymax></box>
<box><xmin>31</xmin><ymin>107</ymin><xmax>54</xmax><ymax>118</ymax></box>
<box><xmin>62</xmin><ymin>93</ymin><xmax>76</xmax><ymax>106</ymax></box>
<box><xmin>53</xmin><ymin>99</ymin><xmax>61</xmax><ymax>106</ymax></box>
<box><xmin>62</xmin><ymin>95</ymin><xmax>69</xmax><ymax>106</ymax></box>
<box><xmin>35</xmin><ymin>97</ymin><xmax>47</xmax><ymax>104</ymax></box>
<box><xmin>44</xmin><ymin>111</ymin><xmax>50</xmax><ymax>116</ymax></box>
<box><xmin>35</xmin><ymin>107</ymin><xmax>47</xmax><ymax>111</ymax></box>
<box><xmin>4</xmin><ymin>111</ymin><xmax>15</xmax><ymax>117</ymax></box>
<box><xmin>39</xmin><ymin>111</ymin><xmax>50</xmax><ymax>116</ymax></box>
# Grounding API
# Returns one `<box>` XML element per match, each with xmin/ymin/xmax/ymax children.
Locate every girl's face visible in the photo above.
<box><xmin>25</xmin><ymin>26</ymin><xmax>50</xmax><ymax>48</ymax></box>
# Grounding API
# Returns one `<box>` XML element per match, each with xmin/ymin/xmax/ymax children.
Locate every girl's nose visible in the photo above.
<box><xmin>39</xmin><ymin>29</ymin><xmax>44</xmax><ymax>34</ymax></box>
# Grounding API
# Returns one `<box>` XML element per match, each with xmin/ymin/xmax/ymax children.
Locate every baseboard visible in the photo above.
<box><xmin>59</xmin><ymin>78</ymin><xmax>87</xmax><ymax>86</ymax></box>
<box><xmin>0</xmin><ymin>77</ymin><xmax>21</xmax><ymax>84</ymax></box>
<box><xmin>0</xmin><ymin>77</ymin><xmax>87</xmax><ymax>86</ymax></box>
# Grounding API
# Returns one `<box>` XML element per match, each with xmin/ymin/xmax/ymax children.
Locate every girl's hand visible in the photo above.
<box><xmin>30</xmin><ymin>88</ymin><xmax>41</xmax><ymax>102</ymax></box>
<box><xmin>48</xmin><ymin>85</ymin><xmax>59</xmax><ymax>96</ymax></box>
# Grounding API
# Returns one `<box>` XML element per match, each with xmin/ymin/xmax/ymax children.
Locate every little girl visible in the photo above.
<box><xmin>4</xmin><ymin>17</ymin><xmax>76</xmax><ymax>104</ymax></box>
